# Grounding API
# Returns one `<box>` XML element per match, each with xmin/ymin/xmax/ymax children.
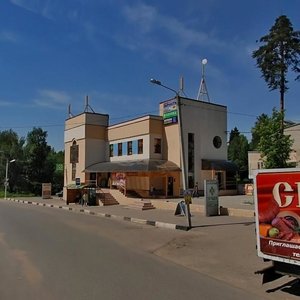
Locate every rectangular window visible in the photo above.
<box><xmin>138</xmin><ymin>139</ymin><xmax>143</xmax><ymax>154</ymax></box>
<box><xmin>109</xmin><ymin>144</ymin><xmax>114</xmax><ymax>157</ymax></box>
<box><xmin>72</xmin><ymin>163</ymin><xmax>76</xmax><ymax>181</ymax></box>
<box><xmin>257</xmin><ymin>161</ymin><xmax>264</xmax><ymax>169</ymax></box>
<box><xmin>132</xmin><ymin>140</ymin><xmax>138</xmax><ymax>154</ymax></box>
<box><xmin>118</xmin><ymin>143</ymin><xmax>122</xmax><ymax>156</ymax></box>
<box><xmin>113</xmin><ymin>144</ymin><xmax>118</xmax><ymax>156</ymax></box>
<box><xmin>154</xmin><ymin>138</ymin><xmax>161</xmax><ymax>154</ymax></box>
<box><xmin>127</xmin><ymin>141</ymin><xmax>132</xmax><ymax>155</ymax></box>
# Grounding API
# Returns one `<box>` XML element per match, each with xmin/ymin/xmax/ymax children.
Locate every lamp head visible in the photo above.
<box><xmin>150</xmin><ymin>78</ymin><xmax>162</xmax><ymax>85</ymax></box>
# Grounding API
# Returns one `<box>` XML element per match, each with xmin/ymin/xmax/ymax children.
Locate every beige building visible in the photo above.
<box><xmin>248</xmin><ymin>123</ymin><xmax>300</xmax><ymax>179</ymax></box>
<box><xmin>64</xmin><ymin>97</ymin><xmax>237</xmax><ymax>202</ymax></box>
<box><xmin>285</xmin><ymin>123</ymin><xmax>300</xmax><ymax>166</ymax></box>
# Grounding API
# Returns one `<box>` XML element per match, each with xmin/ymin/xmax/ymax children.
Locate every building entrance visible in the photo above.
<box><xmin>167</xmin><ymin>177</ymin><xmax>174</xmax><ymax>197</ymax></box>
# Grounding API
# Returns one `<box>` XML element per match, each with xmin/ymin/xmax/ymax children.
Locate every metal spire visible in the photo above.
<box><xmin>197</xmin><ymin>58</ymin><xmax>210</xmax><ymax>102</ymax></box>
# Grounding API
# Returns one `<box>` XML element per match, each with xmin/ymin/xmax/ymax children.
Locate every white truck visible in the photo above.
<box><xmin>254</xmin><ymin>168</ymin><xmax>300</xmax><ymax>283</ymax></box>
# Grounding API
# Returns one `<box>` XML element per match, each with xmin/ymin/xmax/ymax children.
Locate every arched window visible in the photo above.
<box><xmin>70</xmin><ymin>140</ymin><xmax>79</xmax><ymax>163</ymax></box>
<box><xmin>70</xmin><ymin>140</ymin><xmax>78</xmax><ymax>181</ymax></box>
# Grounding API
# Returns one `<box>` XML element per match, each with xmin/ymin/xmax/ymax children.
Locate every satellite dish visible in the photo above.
<box><xmin>202</xmin><ymin>58</ymin><xmax>208</xmax><ymax>65</ymax></box>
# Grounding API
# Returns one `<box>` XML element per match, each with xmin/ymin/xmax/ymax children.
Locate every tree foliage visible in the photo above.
<box><xmin>228</xmin><ymin>127</ymin><xmax>249</xmax><ymax>178</ymax></box>
<box><xmin>24</xmin><ymin>128</ymin><xmax>51</xmax><ymax>178</ymax></box>
<box><xmin>48</xmin><ymin>150</ymin><xmax>64</xmax><ymax>193</ymax></box>
<box><xmin>249</xmin><ymin>114</ymin><xmax>269</xmax><ymax>151</ymax></box>
<box><xmin>252</xmin><ymin>15</ymin><xmax>300</xmax><ymax>113</ymax></box>
<box><xmin>251</xmin><ymin>109</ymin><xmax>293</xmax><ymax>168</ymax></box>
<box><xmin>0</xmin><ymin>130</ymin><xmax>25</xmax><ymax>193</ymax></box>
<box><xmin>0</xmin><ymin>128</ymin><xmax>64</xmax><ymax>196</ymax></box>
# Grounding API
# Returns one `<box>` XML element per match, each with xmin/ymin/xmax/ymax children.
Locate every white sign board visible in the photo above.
<box><xmin>204</xmin><ymin>180</ymin><xmax>219</xmax><ymax>216</ymax></box>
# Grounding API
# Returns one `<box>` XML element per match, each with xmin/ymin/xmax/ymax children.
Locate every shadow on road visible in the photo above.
<box><xmin>191</xmin><ymin>221</ymin><xmax>254</xmax><ymax>228</ymax></box>
<box><xmin>266</xmin><ymin>278</ymin><xmax>300</xmax><ymax>297</ymax></box>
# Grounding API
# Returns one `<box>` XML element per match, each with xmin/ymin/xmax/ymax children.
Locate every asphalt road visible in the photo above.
<box><xmin>0</xmin><ymin>200</ymin><xmax>298</xmax><ymax>300</ymax></box>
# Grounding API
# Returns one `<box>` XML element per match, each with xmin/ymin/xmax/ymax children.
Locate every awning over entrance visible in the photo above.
<box><xmin>202</xmin><ymin>159</ymin><xmax>238</xmax><ymax>172</ymax></box>
<box><xmin>85</xmin><ymin>159</ymin><xmax>181</xmax><ymax>173</ymax></box>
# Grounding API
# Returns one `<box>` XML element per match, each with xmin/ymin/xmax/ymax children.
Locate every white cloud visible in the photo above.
<box><xmin>83</xmin><ymin>90</ymin><xmax>157</xmax><ymax>120</ymax></box>
<box><xmin>0</xmin><ymin>30</ymin><xmax>19</xmax><ymax>43</ymax></box>
<box><xmin>10</xmin><ymin>0</ymin><xmax>80</xmax><ymax>22</ymax></box>
<box><xmin>10</xmin><ymin>0</ymin><xmax>39</xmax><ymax>12</ymax></box>
<box><xmin>82</xmin><ymin>22</ymin><xmax>97</xmax><ymax>43</ymax></box>
<box><xmin>33</xmin><ymin>89</ymin><xmax>71</xmax><ymax>109</ymax></box>
<box><xmin>121</xmin><ymin>3</ymin><xmax>225</xmax><ymax>49</ymax></box>
<box><xmin>122</xmin><ymin>3</ymin><xmax>157</xmax><ymax>34</ymax></box>
<box><xmin>10</xmin><ymin>0</ymin><xmax>55</xmax><ymax>20</ymax></box>
<box><xmin>116</xmin><ymin>2</ymin><xmax>232</xmax><ymax>74</ymax></box>
<box><xmin>0</xmin><ymin>100</ymin><xmax>14</xmax><ymax>107</ymax></box>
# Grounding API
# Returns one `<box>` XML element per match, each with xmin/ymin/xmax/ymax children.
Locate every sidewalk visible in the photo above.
<box><xmin>4</xmin><ymin>194</ymin><xmax>255</xmax><ymax>231</ymax></box>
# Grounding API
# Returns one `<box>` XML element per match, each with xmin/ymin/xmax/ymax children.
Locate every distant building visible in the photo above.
<box><xmin>285</xmin><ymin>123</ymin><xmax>300</xmax><ymax>167</ymax></box>
<box><xmin>248</xmin><ymin>151</ymin><xmax>265</xmax><ymax>179</ymax></box>
<box><xmin>248</xmin><ymin>123</ymin><xmax>300</xmax><ymax>179</ymax></box>
<box><xmin>64</xmin><ymin>97</ymin><xmax>237</xmax><ymax>202</ymax></box>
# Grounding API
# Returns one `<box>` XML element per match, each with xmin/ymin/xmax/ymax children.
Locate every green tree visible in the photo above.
<box><xmin>249</xmin><ymin>114</ymin><xmax>269</xmax><ymax>150</ymax></box>
<box><xmin>24</xmin><ymin>127</ymin><xmax>54</xmax><ymax>195</ymax></box>
<box><xmin>0</xmin><ymin>130</ymin><xmax>25</xmax><ymax>194</ymax></box>
<box><xmin>252</xmin><ymin>15</ymin><xmax>300</xmax><ymax>114</ymax></box>
<box><xmin>1</xmin><ymin>128</ymin><xmax>64</xmax><ymax>196</ymax></box>
<box><xmin>252</xmin><ymin>109</ymin><xmax>293</xmax><ymax>168</ymax></box>
<box><xmin>228</xmin><ymin>127</ymin><xmax>249</xmax><ymax>179</ymax></box>
<box><xmin>48</xmin><ymin>149</ymin><xmax>64</xmax><ymax>193</ymax></box>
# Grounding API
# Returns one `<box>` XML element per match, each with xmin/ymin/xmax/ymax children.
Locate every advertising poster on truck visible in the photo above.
<box><xmin>254</xmin><ymin>169</ymin><xmax>300</xmax><ymax>266</ymax></box>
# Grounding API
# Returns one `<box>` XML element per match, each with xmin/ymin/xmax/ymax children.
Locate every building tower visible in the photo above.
<box><xmin>64</xmin><ymin>97</ymin><xmax>109</xmax><ymax>191</ymax></box>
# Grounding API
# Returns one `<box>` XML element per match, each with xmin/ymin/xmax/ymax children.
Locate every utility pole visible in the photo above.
<box><xmin>4</xmin><ymin>158</ymin><xmax>16</xmax><ymax>200</ymax></box>
<box><xmin>150</xmin><ymin>78</ymin><xmax>192</xmax><ymax>229</ymax></box>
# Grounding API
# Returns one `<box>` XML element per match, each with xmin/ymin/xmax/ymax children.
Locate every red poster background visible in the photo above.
<box><xmin>256</xmin><ymin>171</ymin><xmax>300</xmax><ymax>261</ymax></box>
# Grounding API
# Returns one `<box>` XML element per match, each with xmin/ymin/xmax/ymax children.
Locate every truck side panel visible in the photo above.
<box><xmin>254</xmin><ymin>168</ymin><xmax>300</xmax><ymax>267</ymax></box>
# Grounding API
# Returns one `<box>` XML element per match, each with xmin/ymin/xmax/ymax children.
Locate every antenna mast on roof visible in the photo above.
<box><xmin>84</xmin><ymin>95</ymin><xmax>95</xmax><ymax>113</ymax></box>
<box><xmin>197</xmin><ymin>58</ymin><xmax>210</xmax><ymax>102</ymax></box>
<box><xmin>179</xmin><ymin>76</ymin><xmax>187</xmax><ymax>97</ymax></box>
<box><xmin>68</xmin><ymin>104</ymin><xmax>73</xmax><ymax>118</ymax></box>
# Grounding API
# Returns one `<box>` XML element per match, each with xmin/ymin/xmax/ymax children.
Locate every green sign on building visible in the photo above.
<box><xmin>163</xmin><ymin>99</ymin><xmax>178</xmax><ymax>125</ymax></box>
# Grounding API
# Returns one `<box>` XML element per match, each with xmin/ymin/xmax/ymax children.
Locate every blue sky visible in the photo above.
<box><xmin>1</xmin><ymin>0</ymin><xmax>300</xmax><ymax>151</ymax></box>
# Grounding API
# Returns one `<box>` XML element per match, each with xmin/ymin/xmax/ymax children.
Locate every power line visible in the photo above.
<box><xmin>0</xmin><ymin>124</ymin><xmax>64</xmax><ymax>130</ymax></box>
<box><xmin>227</xmin><ymin>111</ymin><xmax>258</xmax><ymax>118</ymax></box>
<box><xmin>0</xmin><ymin>107</ymin><xmax>299</xmax><ymax>135</ymax></box>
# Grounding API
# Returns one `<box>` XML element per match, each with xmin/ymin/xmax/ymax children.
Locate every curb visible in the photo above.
<box><xmin>5</xmin><ymin>198</ymin><xmax>190</xmax><ymax>231</ymax></box>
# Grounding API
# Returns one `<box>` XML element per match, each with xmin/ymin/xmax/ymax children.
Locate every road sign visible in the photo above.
<box><xmin>184</xmin><ymin>190</ymin><xmax>192</xmax><ymax>204</ymax></box>
<box><xmin>204</xmin><ymin>180</ymin><xmax>219</xmax><ymax>216</ymax></box>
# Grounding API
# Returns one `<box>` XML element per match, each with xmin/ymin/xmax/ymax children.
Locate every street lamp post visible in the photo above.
<box><xmin>150</xmin><ymin>79</ymin><xmax>179</xmax><ymax>96</ymax></box>
<box><xmin>4</xmin><ymin>158</ymin><xmax>16</xmax><ymax>200</ymax></box>
<box><xmin>150</xmin><ymin>78</ymin><xmax>191</xmax><ymax>228</ymax></box>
